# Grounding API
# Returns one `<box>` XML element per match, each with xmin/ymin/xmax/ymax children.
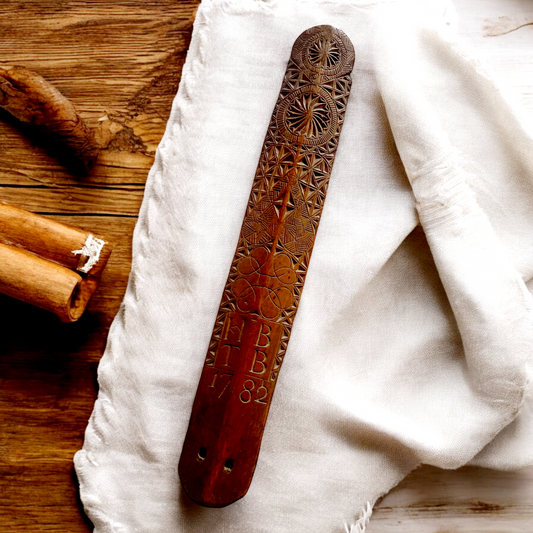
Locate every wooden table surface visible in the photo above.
<box><xmin>0</xmin><ymin>1</ymin><xmax>532</xmax><ymax>531</ymax></box>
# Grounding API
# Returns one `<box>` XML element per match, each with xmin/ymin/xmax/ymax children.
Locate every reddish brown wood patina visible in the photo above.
<box><xmin>178</xmin><ymin>24</ymin><xmax>355</xmax><ymax>507</ymax></box>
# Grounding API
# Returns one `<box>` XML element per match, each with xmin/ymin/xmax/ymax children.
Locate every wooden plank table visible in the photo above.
<box><xmin>0</xmin><ymin>1</ymin><xmax>532</xmax><ymax>531</ymax></box>
<box><xmin>0</xmin><ymin>2</ymin><xmax>198</xmax><ymax>531</ymax></box>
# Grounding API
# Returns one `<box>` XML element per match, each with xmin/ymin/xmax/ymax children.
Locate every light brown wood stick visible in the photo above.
<box><xmin>0</xmin><ymin>65</ymin><xmax>100</xmax><ymax>172</ymax></box>
<box><xmin>0</xmin><ymin>201</ymin><xmax>112</xmax><ymax>322</ymax></box>
<box><xmin>0</xmin><ymin>242</ymin><xmax>82</xmax><ymax>321</ymax></box>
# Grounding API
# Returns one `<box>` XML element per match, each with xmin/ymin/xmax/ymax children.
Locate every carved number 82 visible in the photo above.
<box><xmin>239</xmin><ymin>378</ymin><xmax>268</xmax><ymax>405</ymax></box>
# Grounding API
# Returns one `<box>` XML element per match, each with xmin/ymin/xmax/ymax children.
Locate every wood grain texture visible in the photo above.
<box><xmin>369</xmin><ymin>466</ymin><xmax>533</xmax><ymax>533</ymax></box>
<box><xmin>1</xmin><ymin>0</ymin><xmax>533</xmax><ymax>531</ymax></box>
<box><xmin>0</xmin><ymin>1</ymin><xmax>198</xmax><ymax>531</ymax></box>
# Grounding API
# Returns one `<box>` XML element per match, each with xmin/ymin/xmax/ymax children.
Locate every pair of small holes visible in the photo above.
<box><xmin>197</xmin><ymin>447</ymin><xmax>234</xmax><ymax>473</ymax></box>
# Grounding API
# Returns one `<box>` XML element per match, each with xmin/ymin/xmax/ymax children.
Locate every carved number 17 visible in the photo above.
<box><xmin>209</xmin><ymin>370</ymin><xmax>233</xmax><ymax>398</ymax></box>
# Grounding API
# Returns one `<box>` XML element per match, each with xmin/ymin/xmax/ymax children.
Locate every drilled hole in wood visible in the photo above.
<box><xmin>224</xmin><ymin>459</ymin><xmax>234</xmax><ymax>473</ymax></box>
<box><xmin>198</xmin><ymin>447</ymin><xmax>207</xmax><ymax>461</ymax></box>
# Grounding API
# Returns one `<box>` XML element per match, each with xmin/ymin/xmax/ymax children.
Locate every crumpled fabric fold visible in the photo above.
<box><xmin>74</xmin><ymin>0</ymin><xmax>533</xmax><ymax>531</ymax></box>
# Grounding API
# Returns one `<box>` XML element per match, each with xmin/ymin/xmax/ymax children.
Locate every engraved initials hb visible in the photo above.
<box><xmin>216</xmin><ymin>313</ymin><xmax>282</xmax><ymax>378</ymax></box>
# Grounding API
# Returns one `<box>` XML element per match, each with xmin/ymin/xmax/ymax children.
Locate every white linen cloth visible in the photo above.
<box><xmin>74</xmin><ymin>0</ymin><xmax>533</xmax><ymax>531</ymax></box>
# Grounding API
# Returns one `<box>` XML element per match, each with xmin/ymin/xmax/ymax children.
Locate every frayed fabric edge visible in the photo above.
<box><xmin>344</xmin><ymin>501</ymin><xmax>373</xmax><ymax>533</ymax></box>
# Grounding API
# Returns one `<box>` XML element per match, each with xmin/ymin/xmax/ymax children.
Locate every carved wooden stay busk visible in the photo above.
<box><xmin>179</xmin><ymin>24</ymin><xmax>355</xmax><ymax>507</ymax></box>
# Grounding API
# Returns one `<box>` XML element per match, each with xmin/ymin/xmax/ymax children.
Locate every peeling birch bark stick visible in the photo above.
<box><xmin>0</xmin><ymin>65</ymin><xmax>101</xmax><ymax>171</ymax></box>
<box><xmin>0</xmin><ymin>202</ymin><xmax>112</xmax><ymax>322</ymax></box>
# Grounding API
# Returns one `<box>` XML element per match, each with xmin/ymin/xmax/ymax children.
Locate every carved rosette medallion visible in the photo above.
<box><xmin>179</xmin><ymin>25</ymin><xmax>355</xmax><ymax>508</ymax></box>
<box><xmin>276</xmin><ymin>85</ymin><xmax>338</xmax><ymax>146</ymax></box>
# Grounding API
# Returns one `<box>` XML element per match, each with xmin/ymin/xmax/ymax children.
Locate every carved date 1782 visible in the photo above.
<box><xmin>178</xmin><ymin>25</ymin><xmax>355</xmax><ymax>507</ymax></box>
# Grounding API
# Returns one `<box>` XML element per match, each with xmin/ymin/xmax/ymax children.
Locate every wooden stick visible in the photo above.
<box><xmin>0</xmin><ymin>201</ymin><xmax>112</xmax><ymax>322</ymax></box>
<box><xmin>0</xmin><ymin>202</ymin><xmax>111</xmax><ymax>275</ymax></box>
<box><xmin>178</xmin><ymin>25</ymin><xmax>355</xmax><ymax>507</ymax></box>
<box><xmin>0</xmin><ymin>65</ymin><xmax>101</xmax><ymax>172</ymax></box>
<box><xmin>0</xmin><ymin>243</ymin><xmax>82</xmax><ymax>322</ymax></box>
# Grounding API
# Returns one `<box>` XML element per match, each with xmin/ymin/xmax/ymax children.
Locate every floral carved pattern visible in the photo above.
<box><xmin>215</xmin><ymin>24</ymin><xmax>355</xmax><ymax>363</ymax></box>
<box><xmin>179</xmin><ymin>25</ymin><xmax>355</xmax><ymax>507</ymax></box>
<box><xmin>208</xmin><ymin>22</ymin><xmax>354</xmax><ymax>396</ymax></box>
<box><xmin>286</xmin><ymin>90</ymin><xmax>331</xmax><ymax>138</ymax></box>
<box><xmin>308</xmin><ymin>36</ymin><xmax>341</xmax><ymax>69</ymax></box>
